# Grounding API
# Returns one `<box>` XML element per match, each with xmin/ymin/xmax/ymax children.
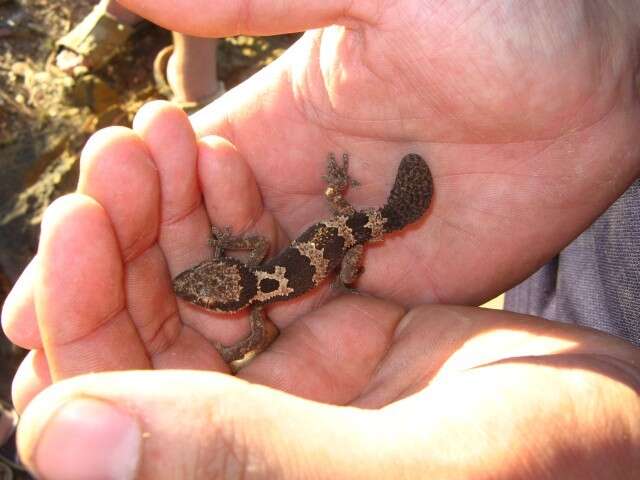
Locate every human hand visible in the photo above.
<box><xmin>3</xmin><ymin>1</ymin><xmax>640</xmax><ymax>476</ymax></box>
<box><xmin>6</xmin><ymin>2</ymin><xmax>640</xmax><ymax>359</ymax></box>
<box><xmin>2</xmin><ymin>103</ymin><xmax>427</xmax><ymax>410</ymax></box>
<box><xmin>118</xmin><ymin>0</ymin><xmax>640</xmax><ymax>302</ymax></box>
<box><xmin>2</xmin><ymin>104</ymin><xmax>638</xmax><ymax>480</ymax></box>
<box><xmin>14</xmin><ymin>303</ymin><xmax>640</xmax><ymax>479</ymax></box>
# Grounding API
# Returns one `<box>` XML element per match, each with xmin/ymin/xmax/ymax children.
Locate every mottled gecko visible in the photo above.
<box><xmin>173</xmin><ymin>153</ymin><xmax>433</xmax><ymax>371</ymax></box>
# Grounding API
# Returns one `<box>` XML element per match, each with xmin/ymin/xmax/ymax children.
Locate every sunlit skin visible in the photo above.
<box><xmin>2</xmin><ymin>0</ymin><xmax>640</xmax><ymax>478</ymax></box>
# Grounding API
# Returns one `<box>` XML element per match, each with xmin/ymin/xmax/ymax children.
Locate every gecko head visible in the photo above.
<box><xmin>172</xmin><ymin>258</ymin><xmax>254</xmax><ymax>312</ymax></box>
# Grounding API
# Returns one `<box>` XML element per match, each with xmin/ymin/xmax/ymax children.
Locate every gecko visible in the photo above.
<box><xmin>172</xmin><ymin>153</ymin><xmax>433</xmax><ymax>372</ymax></box>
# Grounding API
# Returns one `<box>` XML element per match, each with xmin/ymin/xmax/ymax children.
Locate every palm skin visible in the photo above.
<box><xmin>2</xmin><ymin>0</ymin><xmax>640</xmax><ymax>478</ymax></box>
<box><xmin>175</xmin><ymin>0</ymin><xmax>640</xmax><ymax>304</ymax></box>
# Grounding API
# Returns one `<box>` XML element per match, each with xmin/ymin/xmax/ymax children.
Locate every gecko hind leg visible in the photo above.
<box><xmin>215</xmin><ymin>307</ymin><xmax>279</xmax><ymax>373</ymax></box>
<box><xmin>323</xmin><ymin>152</ymin><xmax>360</xmax><ymax>216</ymax></box>
<box><xmin>333</xmin><ymin>244</ymin><xmax>365</xmax><ymax>293</ymax></box>
<box><xmin>209</xmin><ymin>225</ymin><xmax>269</xmax><ymax>267</ymax></box>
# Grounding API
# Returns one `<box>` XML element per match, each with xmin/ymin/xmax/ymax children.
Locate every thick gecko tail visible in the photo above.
<box><xmin>380</xmin><ymin>153</ymin><xmax>433</xmax><ymax>233</ymax></box>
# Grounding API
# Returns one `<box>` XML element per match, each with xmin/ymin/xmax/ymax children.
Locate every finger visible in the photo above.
<box><xmin>77</xmin><ymin>126</ymin><xmax>161</xmax><ymax>263</ymax></box>
<box><xmin>36</xmin><ymin>194</ymin><xmax>150</xmax><ymax>380</ymax></box>
<box><xmin>198</xmin><ymin>136</ymin><xmax>265</xmax><ymax>236</ymax></box>
<box><xmin>117</xmin><ymin>0</ymin><xmax>354</xmax><ymax>37</ymax></box>
<box><xmin>76</xmin><ymin>121</ymin><xmax>214</xmax><ymax>368</ymax></box>
<box><xmin>131</xmin><ymin>102</ymin><xmax>208</xmax><ymax>275</ymax></box>
<box><xmin>2</xmin><ymin>120</ymin><xmax>186</xmax><ymax>353</ymax></box>
<box><xmin>241</xmin><ymin>293</ymin><xmax>405</xmax><ymax>404</ymax></box>
<box><xmin>11</xmin><ymin>350</ymin><xmax>51</xmax><ymax>414</ymax></box>
<box><xmin>1</xmin><ymin>258</ymin><xmax>41</xmax><ymax>349</ymax></box>
<box><xmin>132</xmin><ymin>102</ymin><xmax>248</xmax><ymax>350</ymax></box>
<box><xmin>16</xmin><ymin>345</ymin><xmax>640</xmax><ymax>479</ymax></box>
<box><xmin>16</xmin><ymin>370</ymin><xmax>390</xmax><ymax>480</ymax></box>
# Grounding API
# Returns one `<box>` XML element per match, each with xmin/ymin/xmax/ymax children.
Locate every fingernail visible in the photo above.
<box><xmin>33</xmin><ymin>397</ymin><xmax>141</xmax><ymax>480</ymax></box>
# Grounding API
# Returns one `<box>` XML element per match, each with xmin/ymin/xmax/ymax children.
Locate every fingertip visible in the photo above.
<box><xmin>40</xmin><ymin>193</ymin><xmax>102</xmax><ymax>236</ymax></box>
<box><xmin>198</xmin><ymin>134</ymin><xmax>235</xmax><ymax>151</ymax></box>
<box><xmin>132</xmin><ymin>100</ymin><xmax>200</xmax><ymax>223</ymax></box>
<box><xmin>1</xmin><ymin>259</ymin><xmax>41</xmax><ymax>349</ymax></box>
<box><xmin>12</xmin><ymin>350</ymin><xmax>51</xmax><ymax>414</ymax></box>
<box><xmin>198</xmin><ymin>136</ymin><xmax>264</xmax><ymax>230</ymax></box>
<box><xmin>80</xmin><ymin>126</ymin><xmax>147</xmax><ymax>172</ymax></box>
<box><xmin>78</xmin><ymin>123</ymin><xmax>160</xmax><ymax>260</ymax></box>
<box><xmin>132</xmin><ymin>100</ymin><xmax>189</xmax><ymax>134</ymax></box>
<box><xmin>33</xmin><ymin>397</ymin><xmax>142</xmax><ymax>480</ymax></box>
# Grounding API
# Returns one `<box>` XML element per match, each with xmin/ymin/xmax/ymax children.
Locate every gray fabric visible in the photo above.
<box><xmin>505</xmin><ymin>178</ymin><xmax>640</xmax><ymax>346</ymax></box>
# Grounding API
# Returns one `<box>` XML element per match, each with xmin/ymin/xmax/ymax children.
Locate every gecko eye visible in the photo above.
<box><xmin>172</xmin><ymin>259</ymin><xmax>245</xmax><ymax>312</ymax></box>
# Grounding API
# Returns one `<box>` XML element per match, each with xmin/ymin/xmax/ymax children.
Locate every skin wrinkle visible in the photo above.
<box><xmin>143</xmin><ymin>310</ymin><xmax>182</xmax><ymax>356</ymax></box>
<box><xmin>369</xmin><ymin>327</ymin><xmax>436</xmax><ymax>404</ymax></box>
<box><xmin>293</xmin><ymin>30</ymin><xmax>377</xmax><ymax>133</ymax></box>
<box><xmin>294</xmin><ymin>55</ymin><xmax>392</xmax><ymax>145</ymax></box>
<box><xmin>202</xmin><ymin>160</ymin><xmax>268</xmax><ymax>230</ymax></box>
<box><xmin>159</xmin><ymin>194</ymin><xmax>202</xmax><ymax>229</ymax></box>
<box><xmin>119</xmin><ymin>228</ymin><xmax>159</xmax><ymax>264</ymax></box>
<box><xmin>164</xmin><ymin>385</ymin><xmax>238</xmax><ymax>478</ymax></box>
<box><xmin>206</xmin><ymin>401</ymin><xmax>256</xmax><ymax>479</ymax></box>
<box><xmin>207</xmin><ymin>200</ymin><xmax>266</xmax><ymax>237</ymax></box>
<box><xmin>304</xmin><ymin>29</ymin><xmax>338</xmax><ymax>127</ymax></box>
<box><xmin>490</xmin><ymin>31</ymin><xmax>531</xmax><ymax>138</ymax></box>
<box><xmin>569</xmin><ymin>6</ymin><xmax>627</xmax><ymax>131</ymax></box>
<box><xmin>402</xmin><ymin>6</ymin><xmax>625</xmax><ymax>143</ymax></box>
<box><xmin>236</xmin><ymin>0</ymin><xmax>253</xmax><ymax>36</ymax></box>
<box><xmin>450</xmin><ymin>0</ymin><xmax>495</xmax><ymax>37</ymax></box>
<box><xmin>79</xmin><ymin>186</ymin><xmax>159</xmax><ymax>263</ymax></box>
<box><xmin>386</xmin><ymin>249</ymin><xmax>436</xmax><ymax>300</ymax></box>
<box><xmin>305</xmin><ymin>303</ymin><xmax>390</xmax><ymax>399</ymax></box>
<box><xmin>236</xmin><ymin>210</ymin><xmax>270</xmax><ymax>238</ymax></box>
<box><xmin>290</xmin><ymin>319</ymin><xmax>347</xmax><ymax>388</ymax></box>
<box><xmin>337</xmin><ymin>306</ymin><xmax>401</xmax><ymax>400</ymax></box>
<box><xmin>48</xmin><ymin>303</ymin><xmax>128</xmax><ymax>349</ymax></box>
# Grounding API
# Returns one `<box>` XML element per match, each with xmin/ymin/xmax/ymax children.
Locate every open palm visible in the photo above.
<box><xmin>158</xmin><ymin>0</ymin><xmax>640</xmax><ymax>304</ymax></box>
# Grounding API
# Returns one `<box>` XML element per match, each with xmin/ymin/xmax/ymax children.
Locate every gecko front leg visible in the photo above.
<box><xmin>209</xmin><ymin>225</ymin><xmax>269</xmax><ymax>266</ymax></box>
<box><xmin>323</xmin><ymin>152</ymin><xmax>359</xmax><ymax>216</ymax></box>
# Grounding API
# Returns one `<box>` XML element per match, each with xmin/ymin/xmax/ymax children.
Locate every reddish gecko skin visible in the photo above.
<box><xmin>172</xmin><ymin>153</ymin><xmax>433</xmax><ymax>370</ymax></box>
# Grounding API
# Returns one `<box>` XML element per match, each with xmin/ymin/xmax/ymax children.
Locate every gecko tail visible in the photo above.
<box><xmin>380</xmin><ymin>153</ymin><xmax>433</xmax><ymax>233</ymax></box>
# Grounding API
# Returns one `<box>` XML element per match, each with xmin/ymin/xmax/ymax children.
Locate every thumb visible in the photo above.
<box><xmin>17</xmin><ymin>370</ymin><xmax>403</xmax><ymax>480</ymax></box>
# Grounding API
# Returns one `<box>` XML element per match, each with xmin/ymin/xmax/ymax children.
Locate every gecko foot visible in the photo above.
<box><xmin>323</xmin><ymin>152</ymin><xmax>360</xmax><ymax>193</ymax></box>
<box><xmin>208</xmin><ymin>225</ymin><xmax>232</xmax><ymax>259</ymax></box>
<box><xmin>208</xmin><ymin>225</ymin><xmax>269</xmax><ymax>266</ymax></box>
<box><xmin>215</xmin><ymin>307</ymin><xmax>279</xmax><ymax>373</ymax></box>
<box><xmin>323</xmin><ymin>153</ymin><xmax>359</xmax><ymax>216</ymax></box>
<box><xmin>331</xmin><ymin>244</ymin><xmax>365</xmax><ymax>293</ymax></box>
